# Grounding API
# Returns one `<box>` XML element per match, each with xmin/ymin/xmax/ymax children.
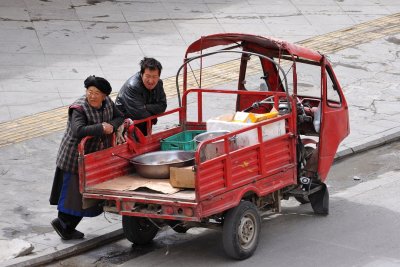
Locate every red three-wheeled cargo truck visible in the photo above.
<box><xmin>78</xmin><ymin>33</ymin><xmax>349</xmax><ymax>260</ymax></box>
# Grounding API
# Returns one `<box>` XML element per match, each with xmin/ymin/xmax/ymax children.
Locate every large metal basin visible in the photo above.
<box><xmin>194</xmin><ymin>130</ymin><xmax>237</xmax><ymax>161</ymax></box>
<box><xmin>131</xmin><ymin>150</ymin><xmax>195</xmax><ymax>179</ymax></box>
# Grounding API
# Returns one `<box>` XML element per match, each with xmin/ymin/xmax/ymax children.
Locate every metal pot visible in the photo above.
<box><xmin>194</xmin><ymin>130</ymin><xmax>237</xmax><ymax>161</ymax></box>
<box><xmin>131</xmin><ymin>150</ymin><xmax>195</xmax><ymax>179</ymax></box>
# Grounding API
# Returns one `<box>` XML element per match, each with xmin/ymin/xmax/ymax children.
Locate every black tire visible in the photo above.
<box><xmin>309</xmin><ymin>183</ymin><xmax>329</xmax><ymax>215</ymax></box>
<box><xmin>122</xmin><ymin>216</ymin><xmax>159</xmax><ymax>245</ymax></box>
<box><xmin>222</xmin><ymin>201</ymin><xmax>261</xmax><ymax>260</ymax></box>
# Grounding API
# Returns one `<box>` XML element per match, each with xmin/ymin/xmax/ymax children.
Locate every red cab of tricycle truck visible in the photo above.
<box><xmin>78</xmin><ymin>33</ymin><xmax>349</xmax><ymax>260</ymax></box>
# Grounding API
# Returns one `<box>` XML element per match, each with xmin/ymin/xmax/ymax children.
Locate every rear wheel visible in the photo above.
<box><xmin>122</xmin><ymin>216</ymin><xmax>159</xmax><ymax>245</ymax></box>
<box><xmin>222</xmin><ymin>201</ymin><xmax>261</xmax><ymax>260</ymax></box>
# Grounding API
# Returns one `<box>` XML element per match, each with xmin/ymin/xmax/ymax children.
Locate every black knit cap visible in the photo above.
<box><xmin>84</xmin><ymin>75</ymin><xmax>112</xmax><ymax>95</ymax></box>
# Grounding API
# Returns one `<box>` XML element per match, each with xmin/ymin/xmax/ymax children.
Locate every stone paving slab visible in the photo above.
<box><xmin>0</xmin><ymin>0</ymin><xmax>399</xmax><ymax>122</ymax></box>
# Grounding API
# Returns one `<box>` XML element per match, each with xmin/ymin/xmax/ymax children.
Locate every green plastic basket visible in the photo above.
<box><xmin>161</xmin><ymin>130</ymin><xmax>205</xmax><ymax>151</ymax></box>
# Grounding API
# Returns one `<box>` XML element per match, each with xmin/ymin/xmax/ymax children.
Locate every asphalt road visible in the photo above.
<box><xmin>44</xmin><ymin>141</ymin><xmax>400</xmax><ymax>267</ymax></box>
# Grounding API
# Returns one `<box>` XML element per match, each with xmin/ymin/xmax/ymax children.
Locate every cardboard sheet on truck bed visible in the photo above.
<box><xmin>90</xmin><ymin>174</ymin><xmax>180</xmax><ymax>194</ymax></box>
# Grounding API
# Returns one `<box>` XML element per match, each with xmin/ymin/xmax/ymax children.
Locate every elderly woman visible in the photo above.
<box><xmin>50</xmin><ymin>76</ymin><xmax>124</xmax><ymax>240</ymax></box>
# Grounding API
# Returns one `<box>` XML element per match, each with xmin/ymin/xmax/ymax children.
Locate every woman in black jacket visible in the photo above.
<box><xmin>50</xmin><ymin>76</ymin><xmax>124</xmax><ymax>240</ymax></box>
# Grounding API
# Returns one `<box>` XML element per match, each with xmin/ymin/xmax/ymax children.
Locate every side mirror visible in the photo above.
<box><xmin>278</xmin><ymin>103</ymin><xmax>289</xmax><ymax>114</ymax></box>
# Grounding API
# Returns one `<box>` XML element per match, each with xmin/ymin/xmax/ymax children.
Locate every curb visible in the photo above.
<box><xmin>335</xmin><ymin>128</ymin><xmax>400</xmax><ymax>162</ymax></box>
<box><xmin>4</xmin><ymin>229</ymin><xmax>124</xmax><ymax>267</ymax></box>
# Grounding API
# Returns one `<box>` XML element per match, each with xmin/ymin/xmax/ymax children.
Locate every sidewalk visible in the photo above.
<box><xmin>1</xmin><ymin>0</ymin><xmax>399</xmax><ymax>123</ymax></box>
<box><xmin>1</xmin><ymin>1</ymin><xmax>400</xmax><ymax>266</ymax></box>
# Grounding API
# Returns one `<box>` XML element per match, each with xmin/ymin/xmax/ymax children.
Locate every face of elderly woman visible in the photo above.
<box><xmin>86</xmin><ymin>86</ymin><xmax>106</xmax><ymax>109</ymax></box>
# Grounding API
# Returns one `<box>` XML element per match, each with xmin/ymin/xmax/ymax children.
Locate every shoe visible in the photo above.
<box><xmin>51</xmin><ymin>218</ymin><xmax>70</xmax><ymax>240</ymax></box>
<box><xmin>67</xmin><ymin>229</ymin><xmax>84</xmax><ymax>240</ymax></box>
<box><xmin>51</xmin><ymin>218</ymin><xmax>84</xmax><ymax>240</ymax></box>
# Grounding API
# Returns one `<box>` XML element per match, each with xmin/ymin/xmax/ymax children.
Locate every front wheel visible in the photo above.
<box><xmin>222</xmin><ymin>201</ymin><xmax>261</xmax><ymax>260</ymax></box>
<box><xmin>122</xmin><ymin>216</ymin><xmax>159</xmax><ymax>245</ymax></box>
<box><xmin>309</xmin><ymin>183</ymin><xmax>329</xmax><ymax>215</ymax></box>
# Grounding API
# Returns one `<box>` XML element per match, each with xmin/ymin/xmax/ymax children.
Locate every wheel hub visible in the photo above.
<box><xmin>238</xmin><ymin>215</ymin><xmax>255</xmax><ymax>248</ymax></box>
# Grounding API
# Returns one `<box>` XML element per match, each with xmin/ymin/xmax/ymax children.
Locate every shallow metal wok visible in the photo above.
<box><xmin>129</xmin><ymin>150</ymin><xmax>195</xmax><ymax>179</ymax></box>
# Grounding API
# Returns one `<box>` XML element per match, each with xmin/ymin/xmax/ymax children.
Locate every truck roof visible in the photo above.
<box><xmin>185</xmin><ymin>33</ymin><xmax>323</xmax><ymax>62</ymax></box>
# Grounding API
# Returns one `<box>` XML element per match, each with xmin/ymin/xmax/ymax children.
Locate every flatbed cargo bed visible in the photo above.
<box><xmin>86</xmin><ymin>173</ymin><xmax>196</xmax><ymax>202</ymax></box>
